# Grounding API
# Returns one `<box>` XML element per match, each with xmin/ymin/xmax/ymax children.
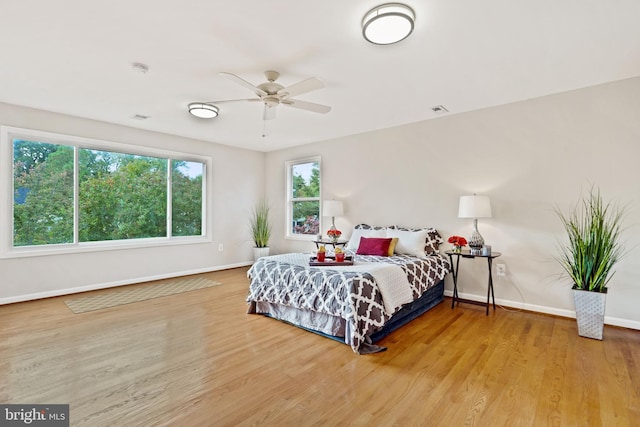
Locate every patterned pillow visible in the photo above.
<box><xmin>354</xmin><ymin>224</ymin><xmax>386</xmax><ymax>231</ymax></box>
<box><xmin>388</xmin><ymin>225</ymin><xmax>443</xmax><ymax>254</ymax></box>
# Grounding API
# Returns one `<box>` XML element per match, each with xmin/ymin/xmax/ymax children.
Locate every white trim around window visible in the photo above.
<box><xmin>0</xmin><ymin>125</ymin><xmax>212</xmax><ymax>259</ymax></box>
<box><xmin>285</xmin><ymin>156</ymin><xmax>322</xmax><ymax>240</ymax></box>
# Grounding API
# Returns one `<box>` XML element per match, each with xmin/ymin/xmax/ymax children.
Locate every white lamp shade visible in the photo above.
<box><xmin>323</xmin><ymin>200</ymin><xmax>344</xmax><ymax>217</ymax></box>
<box><xmin>458</xmin><ymin>195</ymin><xmax>492</xmax><ymax>218</ymax></box>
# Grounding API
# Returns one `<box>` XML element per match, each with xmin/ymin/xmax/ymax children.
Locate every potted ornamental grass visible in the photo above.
<box><xmin>250</xmin><ymin>200</ymin><xmax>271</xmax><ymax>261</ymax></box>
<box><xmin>555</xmin><ymin>187</ymin><xmax>626</xmax><ymax>340</ymax></box>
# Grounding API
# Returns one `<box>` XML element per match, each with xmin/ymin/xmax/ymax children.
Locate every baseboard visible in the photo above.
<box><xmin>444</xmin><ymin>290</ymin><xmax>640</xmax><ymax>331</ymax></box>
<box><xmin>0</xmin><ymin>261</ymin><xmax>253</xmax><ymax>306</ymax></box>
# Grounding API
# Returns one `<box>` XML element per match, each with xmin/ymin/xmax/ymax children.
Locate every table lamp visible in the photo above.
<box><xmin>323</xmin><ymin>200</ymin><xmax>344</xmax><ymax>232</ymax></box>
<box><xmin>458</xmin><ymin>195</ymin><xmax>492</xmax><ymax>250</ymax></box>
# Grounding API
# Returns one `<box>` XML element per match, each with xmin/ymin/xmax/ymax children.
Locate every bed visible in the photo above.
<box><xmin>246</xmin><ymin>225</ymin><xmax>451</xmax><ymax>354</ymax></box>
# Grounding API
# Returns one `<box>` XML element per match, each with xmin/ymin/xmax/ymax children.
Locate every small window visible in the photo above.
<box><xmin>286</xmin><ymin>158</ymin><xmax>320</xmax><ymax>238</ymax></box>
<box><xmin>171</xmin><ymin>160</ymin><xmax>204</xmax><ymax>237</ymax></box>
<box><xmin>13</xmin><ymin>140</ymin><xmax>74</xmax><ymax>246</ymax></box>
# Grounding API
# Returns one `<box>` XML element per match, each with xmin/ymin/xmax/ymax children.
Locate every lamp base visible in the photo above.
<box><xmin>468</xmin><ymin>219</ymin><xmax>484</xmax><ymax>249</ymax></box>
<box><xmin>468</xmin><ymin>232</ymin><xmax>484</xmax><ymax>249</ymax></box>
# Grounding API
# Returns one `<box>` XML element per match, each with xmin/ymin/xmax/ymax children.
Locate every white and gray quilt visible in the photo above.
<box><xmin>247</xmin><ymin>253</ymin><xmax>450</xmax><ymax>353</ymax></box>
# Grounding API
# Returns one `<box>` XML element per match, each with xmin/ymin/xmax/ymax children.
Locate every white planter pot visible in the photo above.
<box><xmin>253</xmin><ymin>247</ymin><xmax>270</xmax><ymax>261</ymax></box>
<box><xmin>572</xmin><ymin>287</ymin><xmax>607</xmax><ymax>340</ymax></box>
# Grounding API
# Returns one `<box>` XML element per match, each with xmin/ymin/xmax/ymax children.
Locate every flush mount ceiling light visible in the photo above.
<box><xmin>188</xmin><ymin>102</ymin><xmax>219</xmax><ymax>119</ymax></box>
<box><xmin>362</xmin><ymin>3</ymin><xmax>415</xmax><ymax>45</ymax></box>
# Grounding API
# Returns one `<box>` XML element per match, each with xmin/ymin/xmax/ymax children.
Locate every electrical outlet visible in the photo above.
<box><xmin>496</xmin><ymin>263</ymin><xmax>506</xmax><ymax>276</ymax></box>
<box><xmin>218</xmin><ymin>243</ymin><xmax>224</xmax><ymax>252</ymax></box>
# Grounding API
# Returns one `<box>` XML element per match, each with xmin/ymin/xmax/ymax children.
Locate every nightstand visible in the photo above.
<box><xmin>445</xmin><ymin>249</ymin><xmax>502</xmax><ymax>315</ymax></box>
<box><xmin>314</xmin><ymin>240</ymin><xmax>347</xmax><ymax>249</ymax></box>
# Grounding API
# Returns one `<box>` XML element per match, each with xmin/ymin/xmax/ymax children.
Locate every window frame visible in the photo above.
<box><xmin>285</xmin><ymin>156</ymin><xmax>322</xmax><ymax>240</ymax></box>
<box><xmin>1</xmin><ymin>126</ymin><xmax>211</xmax><ymax>259</ymax></box>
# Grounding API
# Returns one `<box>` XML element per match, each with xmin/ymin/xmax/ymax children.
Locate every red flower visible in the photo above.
<box><xmin>447</xmin><ymin>235</ymin><xmax>467</xmax><ymax>247</ymax></box>
<box><xmin>327</xmin><ymin>229</ymin><xmax>342</xmax><ymax>237</ymax></box>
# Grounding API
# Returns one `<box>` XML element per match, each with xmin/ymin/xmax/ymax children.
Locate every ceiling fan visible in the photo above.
<box><xmin>201</xmin><ymin>70</ymin><xmax>331</xmax><ymax>120</ymax></box>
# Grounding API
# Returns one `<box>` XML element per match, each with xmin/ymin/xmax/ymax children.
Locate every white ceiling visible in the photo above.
<box><xmin>2</xmin><ymin>1</ymin><xmax>639</xmax><ymax>152</ymax></box>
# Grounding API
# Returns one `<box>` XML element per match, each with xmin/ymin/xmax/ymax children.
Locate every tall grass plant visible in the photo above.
<box><xmin>250</xmin><ymin>200</ymin><xmax>271</xmax><ymax>248</ymax></box>
<box><xmin>555</xmin><ymin>187</ymin><xmax>625</xmax><ymax>292</ymax></box>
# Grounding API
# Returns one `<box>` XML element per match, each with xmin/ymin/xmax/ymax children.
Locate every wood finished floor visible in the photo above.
<box><xmin>1</xmin><ymin>266</ymin><xmax>639</xmax><ymax>427</ymax></box>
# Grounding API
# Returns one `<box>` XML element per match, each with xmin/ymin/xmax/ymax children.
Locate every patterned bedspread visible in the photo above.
<box><xmin>246</xmin><ymin>253</ymin><xmax>450</xmax><ymax>353</ymax></box>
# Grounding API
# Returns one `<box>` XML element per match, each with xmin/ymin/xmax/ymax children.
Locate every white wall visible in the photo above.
<box><xmin>0</xmin><ymin>103</ymin><xmax>264</xmax><ymax>303</ymax></box>
<box><xmin>3</xmin><ymin>77</ymin><xmax>639</xmax><ymax>329</ymax></box>
<box><xmin>265</xmin><ymin>76</ymin><xmax>640</xmax><ymax>329</ymax></box>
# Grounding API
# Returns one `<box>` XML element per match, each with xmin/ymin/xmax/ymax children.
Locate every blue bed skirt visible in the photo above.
<box><xmin>370</xmin><ymin>279</ymin><xmax>444</xmax><ymax>342</ymax></box>
<box><xmin>274</xmin><ymin>279</ymin><xmax>445</xmax><ymax>347</ymax></box>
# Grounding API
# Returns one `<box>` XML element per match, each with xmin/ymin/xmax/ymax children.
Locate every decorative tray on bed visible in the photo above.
<box><xmin>309</xmin><ymin>256</ymin><xmax>354</xmax><ymax>266</ymax></box>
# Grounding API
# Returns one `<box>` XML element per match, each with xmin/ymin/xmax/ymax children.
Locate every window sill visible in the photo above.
<box><xmin>1</xmin><ymin>236</ymin><xmax>210</xmax><ymax>259</ymax></box>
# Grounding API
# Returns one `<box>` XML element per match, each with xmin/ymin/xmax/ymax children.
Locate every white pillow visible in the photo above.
<box><xmin>385</xmin><ymin>228</ymin><xmax>429</xmax><ymax>257</ymax></box>
<box><xmin>346</xmin><ymin>228</ymin><xmax>386</xmax><ymax>250</ymax></box>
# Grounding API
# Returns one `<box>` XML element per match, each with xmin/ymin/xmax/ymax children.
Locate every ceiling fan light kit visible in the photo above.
<box><xmin>362</xmin><ymin>3</ymin><xmax>415</xmax><ymax>45</ymax></box>
<box><xmin>188</xmin><ymin>102</ymin><xmax>219</xmax><ymax>119</ymax></box>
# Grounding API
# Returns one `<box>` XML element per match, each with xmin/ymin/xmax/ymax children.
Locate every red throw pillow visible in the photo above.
<box><xmin>356</xmin><ymin>237</ymin><xmax>392</xmax><ymax>256</ymax></box>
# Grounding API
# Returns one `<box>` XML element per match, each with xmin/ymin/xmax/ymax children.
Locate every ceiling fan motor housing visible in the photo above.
<box><xmin>257</xmin><ymin>82</ymin><xmax>285</xmax><ymax>96</ymax></box>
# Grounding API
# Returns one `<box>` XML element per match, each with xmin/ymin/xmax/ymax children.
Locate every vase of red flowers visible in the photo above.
<box><xmin>448</xmin><ymin>235</ymin><xmax>467</xmax><ymax>253</ymax></box>
<box><xmin>327</xmin><ymin>228</ymin><xmax>342</xmax><ymax>243</ymax></box>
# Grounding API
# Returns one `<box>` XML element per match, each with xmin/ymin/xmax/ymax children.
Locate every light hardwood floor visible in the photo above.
<box><xmin>1</xmin><ymin>267</ymin><xmax>639</xmax><ymax>426</ymax></box>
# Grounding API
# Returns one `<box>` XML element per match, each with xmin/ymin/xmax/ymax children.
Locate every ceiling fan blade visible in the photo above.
<box><xmin>219</xmin><ymin>72</ymin><xmax>268</xmax><ymax>97</ymax></box>
<box><xmin>207</xmin><ymin>98</ymin><xmax>260</xmax><ymax>104</ymax></box>
<box><xmin>282</xmin><ymin>99</ymin><xmax>331</xmax><ymax>114</ymax></box>
<box><xmin>278</xmin><ymin>77</ymin><xmax>325</xmax><ymax>98</ymax></box>
<box><xmin>263</xmin><ymin>104</ymin><xmax>277</xmax><ymax>120</ymax></box>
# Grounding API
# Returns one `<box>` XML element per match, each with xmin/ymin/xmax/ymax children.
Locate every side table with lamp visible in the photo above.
<box><xmin>449</xmin><ymin>193</ymin><xmax>499</xmax><ymax>315</ymax></box>
<box><xmin>445</xmin><ymin>248</ymin><xmax>501</xmax><ymax>315</ymax></box>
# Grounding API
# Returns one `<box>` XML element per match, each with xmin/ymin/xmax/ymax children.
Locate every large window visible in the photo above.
<box><xmin>77</xmin><ymin>149</ymin><xmax>169</xmax><ymax>242</ymax></box>
<box><xmin>6</xmin><ymin>127</ymin><xmax>207</xmax><ymax>255</ymax></box>
<box><xmin>286</xmin><ymin>157</ymin><xmax>320</xmax><ymax>238</ymax></box>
